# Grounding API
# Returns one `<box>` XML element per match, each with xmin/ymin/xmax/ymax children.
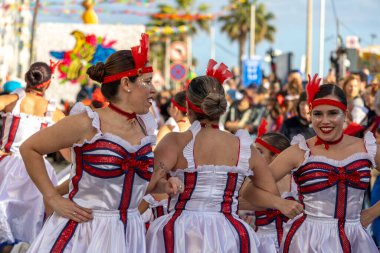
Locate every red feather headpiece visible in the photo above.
<box><xmin>306</xmin><ymin>74</ymin><xmax>322</xmax><ymax>106</ymax></box>
<box><xmin>255</xmin><ymin>118</ymin><xmax>281</xmax><ymax>154</ymax></box>
<box><xmin>49</xmin><ymin>59</ymin><xmax>60</xmax><ymax>73</ymax></box>
<box><xmin>206</xmin><ymin>59</ymin><xmax>233</xmax><ymax>84</ymax></box>
<box><xmin>257</xmin><ymin>118</ymin><xmax>268</xmax><ymax>138</ymax></box>
<box><xmin>103</xmin><ymin>33</ymin><xmax>153</xmax><ymax>84</ymax></box>
<box><xmin>306</xmin><ymin>73</ymin><xmax>347</xmax><ymax>111</ymax></box>
<box><xmin>186</xmin><ymin>59</ymin><xmax>232</xmax><ymax>115</ymax></box>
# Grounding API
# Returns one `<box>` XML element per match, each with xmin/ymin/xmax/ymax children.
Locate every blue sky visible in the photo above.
<box><xmin>38</xmin><ymin>0</ymin><xmax>380</xmax><ymax>77</ymax></box>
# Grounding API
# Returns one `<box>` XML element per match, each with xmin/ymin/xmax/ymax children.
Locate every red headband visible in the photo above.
<box><xmin>103</xmin><ymin>33</ymin><xmax>153</xmax><ymax>84</ymax></box>
<box><xmin>34</xmin><ymin>59</ymin><xmax>60</xmax><ymax>89</ymax></box>
<box><xmin>186</xmin><ymin>59</ymin><xmax>232</xmax><ymax>115</ymax></box>
<box><xmin>186</xmin><ymin>96</ymin><xmax>205</xmax><ymax>115</ymax></box>
<box><xmin>311</xmin><ymin>98</ymin><xmax>347</xmax><ymax>111</ymax></box>
<box><xmin>306</xmin><ymin>73</ymin><xmax>347</xmax><ymax>111</ymax></box>
<box><xmin>255</xmin><ymin>118</ymin><xmax>281</xmax><ymax>155</ymax></box>
<box><xmin>171</xmin><ymin>98</ymin><xmax>187</xmax><ymax>113</ymax></box>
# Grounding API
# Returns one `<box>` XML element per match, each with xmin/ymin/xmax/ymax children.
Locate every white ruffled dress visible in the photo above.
<box><xmin>27</xmin><ymin>103</ymin><xmax>157</xmax><ymax>253</ymax></box>
<box><xmin>280</xmin><ymin>133</ymin><xmax>378</xmax><ymax>253</ymax></box>
<box><xmin>146</xmin><ymin>121</ymin><xmax>259</xmax><ymax>253</ymax></box>
<box><xmin>0</xmin><ymin>89</ymin><xmax>57</xmax><ymax>246</ymax></box>
<box><xmin>254</xmin><ymin>179</ymin><xmax>298</xmax><ymax>253</ymax></box>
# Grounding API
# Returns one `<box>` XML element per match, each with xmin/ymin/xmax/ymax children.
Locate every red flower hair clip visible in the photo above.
<box><xmin>206</xmin><ymin>59</ymin><xmax>233</xmax><ymax>84</ymax></box>
<box><xmin>103</xmin><ymin>33</ymin><xmax>153</xmax><ymax>84</ymax></box>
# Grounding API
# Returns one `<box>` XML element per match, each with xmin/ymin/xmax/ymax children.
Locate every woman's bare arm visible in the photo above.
<box><xmin>249</xmin><ymin>146</ymin><xmax>279</xmax><ymax>195</ymax></box>
<box><xmin>270</xmin><ymin>145</ymin><xmax>305</xmax><ymax>181</ymax></box>
<box><xmin>20</xmin><ymin>113</ymin><xmax>94</xmax><ymax>222</ymax></box>
<box><xmin>146</xmin><ymin>132</ymin><xmax>181</xmax><ymax>195</ymax></box>
<box><xmin>0</xmin><ymin>94</ymin><xmax>18</xmax><ymax>111</ymax></box>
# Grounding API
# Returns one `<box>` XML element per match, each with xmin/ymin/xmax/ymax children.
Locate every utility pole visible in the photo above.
<box><xmin>210</xmin><ymin>21</ymin><xmax>215</xmax><ymax>60</ymax></box>
<box><xmin>306</xmin><ymin>0</ymin><xmax>312</xmax><ymax>75</ymax></box>
<box><xmin>164</xmin><ymin>37</ymin><xmax>171</xmax><ymax>89</ymax></box>
<box><xmin>30</xmin><ymin>0</ymin><xmax>39</xmax><ymax>65</ymax></box>
<box><xmin>249</xmin><ymin>2</ymin><xmax>256</xmax><ymax>58</ymax></box>
<box><xmin>318</xmin><ymin>0</ymin><xmax>325</xmax><ymax>77</ymax></box>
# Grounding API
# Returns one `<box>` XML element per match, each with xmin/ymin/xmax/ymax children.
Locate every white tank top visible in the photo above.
<box><xmin>0</xmin><ymin>88</ymin><xmax>56</xmax><ymax>153</ymax></box>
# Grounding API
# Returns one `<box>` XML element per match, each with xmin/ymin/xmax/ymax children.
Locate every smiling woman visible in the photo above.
<box><xmin>268</xmin><ymin>74</ymin><xmax>380</xmax><ymax>253</ymax></box>
<box><xmin>310</xmin><ymin>84</ymin><xmax>348</xmax><ymax>145</ymax></box>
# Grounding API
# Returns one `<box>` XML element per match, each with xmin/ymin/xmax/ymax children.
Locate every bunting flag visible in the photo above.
<box><xmin>0</xmin><ymin>0</ymin><xmax>159</xmax><ymax>11</ymax></box>
<box><xmin>32</xmin><ymin>0</ymin><xmax>158</xmax><ymax>7</ymax></box>
<box><xmin>151</xmin><ymin>13</ymin><xmax>215</xmax><ymax>21</ymax></box>
<box><xmin>147</xmin><ymin>25</ymin><xmax>190</xmax><ymax>36</ymax></box>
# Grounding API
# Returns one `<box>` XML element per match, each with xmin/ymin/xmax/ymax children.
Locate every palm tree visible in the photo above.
<box><xmin>219</xmin><ymin>0</ymin><xmax>276</xmax><ymax>71</ymax></box>
<box><xmin>147</xmin><ymin>0</ymin><xmax>211</xmax><ymax>76</ymax></box>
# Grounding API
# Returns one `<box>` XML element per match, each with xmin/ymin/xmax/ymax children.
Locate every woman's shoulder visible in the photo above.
<box><xmin>344</xmin><ymin>133</ymin><xmax>368</xmax><ymax>148</ymax></box>
<box><xmin>67</xmin><ymin>110</ymin><xmax>96</xmax><ymax>128</ymax></box>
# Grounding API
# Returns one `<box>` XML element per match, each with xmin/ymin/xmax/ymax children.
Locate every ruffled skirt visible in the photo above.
<box><xmin>0</xmin><ymin>154</ymin><xmax>57</xmax><ymax>244</ymax></box>
<box><xmin>146</xmin><ymin>210</ymin><xmax>259</xmax><ymax>253</ymax></box>
<box><xmin>28</xmin><ymin>209</ymin><xmax>146</xmax><ymax>253</ymax></box>
<box><xmin>256</xmin><ymin>229</ymin><xmax>278</xmax><ymax>253</ymax></box>
<box><xmin>280</xmin><ymin>215</ymin><xmax>378</xmax><ymax>253</ymax></box>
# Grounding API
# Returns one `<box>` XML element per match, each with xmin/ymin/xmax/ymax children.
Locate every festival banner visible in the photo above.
<box><xmin>35</xmin><ymin>23</ymin><xmax>144</xmax><ymax>102</ymax></box>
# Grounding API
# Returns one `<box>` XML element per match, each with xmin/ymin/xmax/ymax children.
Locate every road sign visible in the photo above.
<box><xmin>170</xmin><ymin>63</ymin><xmax>188</xmax><ymax>81</ymax></box>
<box><xmin>170</xmin><ymin>41</ymin><xmax>187</xmax><ymax>62</ymax></box>
<box><xmin>242</xmin><ymin>57</ymin><xmax>262</xmax><ymax>87</ymax></box>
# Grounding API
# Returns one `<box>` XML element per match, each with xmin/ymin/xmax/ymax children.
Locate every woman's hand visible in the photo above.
<box><xmin>360</xmin><ymin>207</ymin><xmax>378</xmax><ymax>228</ymax></box>
<box><xmin>165</xmin><ymin>177</ymin><xmax>184</xmax><ymax>196</ymax></box>
<box><xmin>0</xmin><ymin>150</ymin><xmax>10</xmax><ymax>157</ymax></box>
<box><xmin>360</xmin><ymin>201</ymin><xmax>380</xmax><ymax>228</ymax></box>
<box><xmin>43</xmin><ymin>197</ymin><xmax>54</xmax><ymax>218</ymax></box>
<box><xmin>238</xmin><ymin>210</ymin><xmax>255</xmax><ymax>225</ymax></box>
<box><xmin>45</xmin><ymin>194</ymin><xmax>93</xmax><ymax>223</ymax></box>
<box><xmin>361</xmin><ymin>208</ymin><xmax>376</xmax><ymax>229</ymax></box>
<box><xmin>276</xmin><ymin>198</ymin><xmax>304</xmax><ymax>219</ymax></box>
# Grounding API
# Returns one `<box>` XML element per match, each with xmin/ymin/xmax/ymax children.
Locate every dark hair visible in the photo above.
<box><xmin>313</xmin><ymin>83</ymin><xmax>347</xmax><ymax>107</ymax></box>
<box><xmin>296</xmin><ymin>91</ymin><xmax>307</xmax><ymax>115</ymax></box>
<box><xmin>25</xmin><ymin>62</ymin><xmax>52</xmax><ymax>91</ymax></box>
<box><xmin>173</xmin><ymin>90</ymin><xmax>186</xmax><ymax>115</ymax></box>
<box><xmin>359</xmin><ymin>71</ymin><xmax>368</xmax><ymax>84</ymax></box>
<box><xmin>187</xmin><ymin>76</ymin><xmax>227</xmax><ymax>121</ymax></box>
<box><xmin>261</xmin><ymin>132</ymin><xmax>290</xmax><ymax>155</ymax></box>
<box><xmin>87</xmin><ymin>50</ymin><xmax>138</xmax><ymax>102</ymax></box>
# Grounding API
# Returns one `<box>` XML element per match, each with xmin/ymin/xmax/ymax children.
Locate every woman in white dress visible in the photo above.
<box><xmin>0</xmin><ymin>61</ymin><xmax>65</xmax><ymax>253</ymax></box>
<box><xmin>141</xmin><ymin>91</ymin><xmax>191</xmax><ymax>227</ymax></box>
<box><xmin>249</xmin><ymin>74</ymin><xmax>380</xmax><ymax>253</ymax></box>
<box><xmin>251</xmin><ymin>123</ymin><xmax>298</xmax><ymax>253</ymax></box>
<box><xmin>156</xmin><ymin>90</ymin><xmax>191</xmax><ymax>143</ymax></box>
<box><xmin>146</xmin><ymin>59</ymin><xmax>303</xmax><ymax>253</ymax></box>
<box><xmin>20</xmin><ymin>34</ymin><xmax>180</xmax><ymax>253</ymax></box>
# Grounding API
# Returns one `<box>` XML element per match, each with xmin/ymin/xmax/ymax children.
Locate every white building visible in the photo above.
<box><xmin>0</xmin><ymin>0</ymin><xmax>32</xmax><ymax>85</ymax></box>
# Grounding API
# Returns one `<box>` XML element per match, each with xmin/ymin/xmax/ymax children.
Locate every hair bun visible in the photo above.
<box><xmin>25</xmin><ymin>62</ymin><xmax>51</xmax><ymax>87</ymax></box>
<box><xmin>87</xmin><ymin>62</ymin><xmax>106</xmax><ymax>83</ymax></box>
<box><xmin>29</xmin><ymin>69</ymin><xmax>44</xmax><ymax>83</ymax></box>
<box><xmin>201</xmin><ymin>92</ymin><xmax>227</xmax><ymax>120</ymax></box>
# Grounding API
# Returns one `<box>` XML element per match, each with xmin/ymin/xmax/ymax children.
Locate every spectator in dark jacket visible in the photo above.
<box><xmin>280</xmin><ymin>92</ymin><xmax>315</xmax><ymax>140</ymax></box>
